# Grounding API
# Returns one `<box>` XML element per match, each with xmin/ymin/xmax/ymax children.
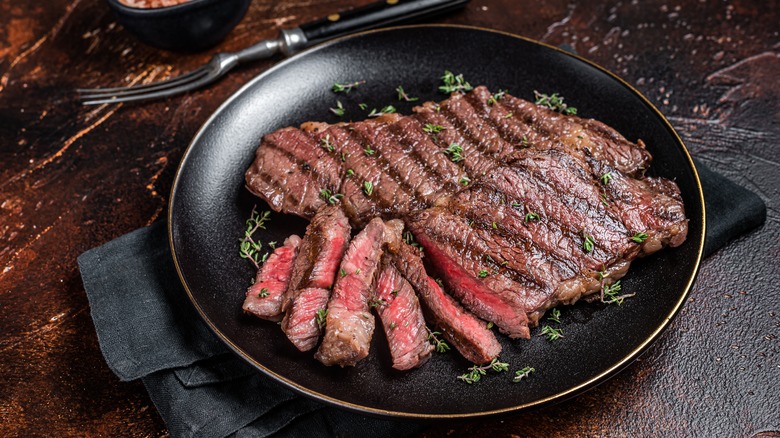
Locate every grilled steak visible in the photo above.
<box><xmin>245</xmin><ymin>86</ymin><xmax>653</xmax><ymax>226</ymax></box>
<box><xmin>281</xmin><ymin>206</ymin><xmax>350</xmax><ymax>351</ymax></box>
<box><xmin>387</xmin><ymin>238</ymin><xmax>502</xmax><ymax>365</ymax></box>
<box><xmin>374</xmin><ymin>247</ymin><xmax>433</xmax><ymax>370</ymax></box>
<box><xmin>315</xmin><ymin>218</ymin><xmax>388</xmax><ymax>367</ymax></box>
<box><xmin>242</xmin><ymin>235</ymin><xmax>301</xmax><ymax>321</ymax></box>
<box><xmin>407</xmin><ymin>147</ymin><xmax>687</xmax><ymax>326</ymax></box>
<box><xmin>244</xmin><ymin>85</ymin><xmax>688</xmax><ymax>368</ymax></box>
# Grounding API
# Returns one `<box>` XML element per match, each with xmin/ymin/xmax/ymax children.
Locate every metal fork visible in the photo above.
<box><xmin>77</xmin><ymin>0</ymin><xmax>470</xmax><ymax>105</ymax></box>
<box><xmin>77</xmin><ymin>30</ymin><xmax>304</xmax><ymax>105</ymax></box>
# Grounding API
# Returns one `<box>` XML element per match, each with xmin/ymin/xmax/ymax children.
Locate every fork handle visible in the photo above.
<box><xmin>300</xmin><ymin>0</ymin><xmax>470</xmax><ymax>45</ymax></box>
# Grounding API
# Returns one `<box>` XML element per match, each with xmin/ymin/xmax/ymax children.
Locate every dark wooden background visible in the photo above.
<box><xmin>1</xmin><ymin>0</ymin><xmax>778</xmax><ymax>436</ymax></box>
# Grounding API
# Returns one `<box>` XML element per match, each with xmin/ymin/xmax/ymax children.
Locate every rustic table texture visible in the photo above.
<box><xmin>1</xmin><ymin>0</ymin><xmax>778</xmax><ymax>436</ymax></box>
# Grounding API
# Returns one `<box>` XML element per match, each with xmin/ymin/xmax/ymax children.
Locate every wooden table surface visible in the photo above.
<box><xmin>1</xmin><ymin>0</ymin><xmax>778</xmax><ymax>436</ymax></box>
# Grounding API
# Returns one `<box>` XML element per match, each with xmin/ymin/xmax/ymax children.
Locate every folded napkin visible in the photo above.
<box><xmin>78</xmin><ymin>160</ymin><xmax>765</xmax><ymax>438</ymax></box>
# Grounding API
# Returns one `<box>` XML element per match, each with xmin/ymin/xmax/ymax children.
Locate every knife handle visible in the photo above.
<box><xmin>300</xmin><ymin>0</ymin><xmax>470</xmax><ymax>45</ymax></box>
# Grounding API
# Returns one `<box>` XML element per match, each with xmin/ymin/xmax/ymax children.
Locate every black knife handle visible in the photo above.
<box><xmin>300</xmin><ymin>0</ymin><xmax>470</xmax><ymax>45</ymax></box>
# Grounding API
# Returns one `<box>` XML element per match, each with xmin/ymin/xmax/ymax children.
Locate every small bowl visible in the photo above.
<box><xmin>106</xmin><ymin>0</ymin><xmax>252</xmax><ymax>52</ymax></box>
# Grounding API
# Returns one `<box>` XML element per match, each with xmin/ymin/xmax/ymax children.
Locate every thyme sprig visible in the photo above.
<box><xmin>368</xmin><ymin>105</ymin><xmax>396</xmax><ymax>117</ymax></box>
<box><xmin>513</xmin><ymin>366</ymin><xmax>535</xmax><ymax>382</ymax></box>
<box><xmin>601</xmin><ymin>280</ymin><xmax>636</xmax><ymax>305</ymax></box>
<box><xmin>427</xmin><ymin>328</ymin><xmax>451</xmax><ymax>353</ymax></box>
<box><xmin>540</xmin><ymin>325</ymin><xmax>563</xmax><ymax>341</ymax></box>
<box><xmin>320</xmin><ymin>188</ymin><xmax>344</xmax><ymax>205</ymax></box>
<box><xmin>548</xmin><ymin>308</ymin><xmax>561</xmax><ymax>324</ymax></box>
<box><xmin>525</xmin><ymin>212</ymin><xmax>540</xmax><ymax>223</ymax></box>
<box><xmin>258</xmin><ymin>287</ymin><xmax>269</xmax><ymax>298</ymax></box>
<box><xmin>534</xmin><ymin>91</ymin><xmax>578</xmax><ymax>115</ymax></box>
<box><xmin>330</xmin><ymin>100</ymin><xmax>345</xmax><ymax>117</ymax></box>
<box><xmin>362</xmin><ymin>180</ymin><xmax>374</xmax><ymax>196</ymax></box>
<box><xmin>457</xmin><ymin>358</ymin><xmax>510</xmax><ymax>384</ymax></box>
<box><xmin>487</xmin><ymin>89</ymin><xmax>507</xmax><ymax>105</ymax></box>
<box><xmin>459</xmin><ymin>175</ymin><xmax>471</xmax><ymax>186</ymax></box>
<box><xmin>239</xmin><ymin>206</ymin><xmax>272</xmax><ymax>270</ymax></box>
<box><xmin>315</xmin><ymin>308</ymin><xmax>328</xmax><ymax>328</ymax></box>
<box><xmin>632</xmin><ymin>232</ymin><xmax>649</xmax><ymax>243</ymax></box>
<box><xmin>396</xmin><ymin>85</ymin><xmax>419</xmax><ymax>102</ymax></box>
<box><xmin>332</xmin><ymin>80</ymin><xmax>365</xmax><ymax>93</ymax></box>
<box><xmin>600</xmin><ymin>172</ymin><xmax>613</xmax><ymax>185</ymax></box>
<box><xmin>439</xmin><ymin>70</ymin><xmax>473</xmax><ymax>94</ymax></box>
<box><xmin>443</xmin><ymin>143</ymin><xmax>464</xmax><ymax>162</ymax></box>
<box><xmin>423</xmin><ymin>123</ymin><xmax>445</xmax><ymax>134</ymax></box>
<box><xmin>320</xmin><ymin>134</ymin><xmax>335</xmax><ymax>152</ymax></box>
<box><xmin>582</xmin><ymin>231</ymin><xmax>595</xmax><ymax>253</ymax></box>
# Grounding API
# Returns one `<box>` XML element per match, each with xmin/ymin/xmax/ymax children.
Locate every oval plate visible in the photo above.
<box><xmin>169</xmin><ymin>25</ymin><xmax>705</xmax><ymax>419</ymax></box>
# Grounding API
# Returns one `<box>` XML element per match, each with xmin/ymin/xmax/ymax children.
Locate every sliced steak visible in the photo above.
<box><xmin>374</xmin><ymin>262</ymin><xmax>434</xmax><ymax>370</ymax></box>
<box><xmin>283</xmin><ymin>206</ymin><xmax>350</xmax><ymax>309</ymax></box>
<box><xmin>315</xmin><ymin>218</ymin><xmax>386</xmax><ymax>367</ymax></box>
<box><xmin>388</xmin><ymin>241</ymin><xmax>502</xmax><ymax>365</ymax></box>
<box><xmin>281</xmin><ymin>206</ymin><xmax>350</xmax><ymax>351</ymax></box>
<box><xmin>281</xmin><ymin>287</ymin><xmax>330</xmax><ymax>351</ymax></box>
<box><xmin>242</xmin><ymin>235</ymin><xmax>301</xmax><ymax>321</ymax></box>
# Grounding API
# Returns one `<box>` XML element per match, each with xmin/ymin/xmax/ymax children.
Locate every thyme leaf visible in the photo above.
<box><xmin>513</xmin><ymin>367</ymin><xmax>536</xmax><ymax>382</ymax></box>
<box><xmin>396</xmin><ymin>85</ymin><xmax>419</xmax><ymax>102</ymax></box>
<box><xmin>534</xmin><ymin>91</ymin><xmax>578</xmax><ymax>115</ymax></box>
<box><xmin>332</xmin><ymin>80</ymin><xmax>365</xmax><ymax>93</ymax></box>
<box><xmin>632</xmin><ymin>232</ymin><xmax>649</xmax><ymax>243</ymax></box>
<box><xmin>540</xmin><ymin>325</ymin><xmax>563</xmax><ymax>341</ymax></box>
<box><xmin>362</xmin><ymin>180</ymin><xmax>374</xmax><ymax>196</ymax></box>
<box><xmin>582</xmin><ymin>231</ymin><xmax>595</xmax><ymax>253</ymax></box>
<box><xmin>239</xmin><ymin>206</ymin><xmax>272</xmax><ymax>270</ymax></box>
<box><xmin>319</xmin><ymin>188</ymin><xmax>344</xmax><ymax>205</ymax></box>
<box><xmin>315</xmin><ymin>308</ymin><xmax>328</xmax><ymax>329</ymax></box>
<box><xmin>423</xmin><ymin>123</ymin><xmax>445</xmax><ymax>134</ymax></box>
<box><xmin>548</xmin><ymin>308</ymin><xmax>561</xmax><ymax>324</ymax></box>
<box><xmin>443</xmin><ymin>143</ymin><xmax>464</xmax><ymax>162</ymax></box>
<box><xmin>427</xmin><ymin>328</ymin><xmax>451</xmax><ymax>353</ymax></box>
<box><xmin>457</xmin><ymin>358</ymin><xmax>509</xmax><ymax>384</ymax></box>
<box><xmin>439</xmin><ymin>70</ymin><xmax>473</xmax><ymax>94</ymax></box>
<box><xmin>329</xmin><ymin>100</ymin><xmax>345</xmax><ymax>117</ymax></box>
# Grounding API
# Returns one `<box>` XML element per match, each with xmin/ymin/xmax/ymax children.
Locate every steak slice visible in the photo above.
<box><xmin>281</xmin><ymin>287</ymin><xmax>330</xmax><ymax>351</ymax></box>
<box><xmin>373</xmin><ymin>232</ymin><xmax>434</xmax><ymax>370</ymax></box>
<box><xmin>242</xmin><ymin>235</ymin><xmax>301</xmax><ymax>321</ymax></box>
<box><xmin>281</xmin><ymin>206</ymin><xmax>350</xmax><ymax>351</ymax></box>
<box><xmin>315</xmin><ymin>218</ymin><xmax>387</xmax><ymax>367</ymax></box>
<box><xmin>388</xmin><ymin>241</ymin><xmax>502</xmax><ymax>365</ymax></box>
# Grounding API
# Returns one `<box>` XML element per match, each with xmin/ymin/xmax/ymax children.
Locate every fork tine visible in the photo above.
<box><xmin>81</xmin><ymin>70</ymin><xmax>220</xmax><ymax>105</ymax></box>
<box><xmin>77</xmin><ymin>67</ymin><xmax>210</xmax><ymax>99</ymax></box>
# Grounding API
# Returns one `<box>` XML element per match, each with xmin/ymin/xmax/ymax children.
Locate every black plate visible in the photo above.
<box><xmin>169</xmin><ymin>25</ymin><xmax>705</xmax><ymax>419</ymax></box>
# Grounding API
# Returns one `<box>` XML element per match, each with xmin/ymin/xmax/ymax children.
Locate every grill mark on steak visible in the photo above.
<box><xmin>242</xmin><ymin>235</ymin><xmax>302</xmax><ymax>322</ymax></box>
<box><xmin>263</xmin><ymin>129</ymin><xmax>343</xmax><ymax>216</ymax></box>
<box><xmin>497</xmin><ymin>151</ymin><xmax>634</xmax><ymax>261</ymax></box>
<box><xmin>385</xmin><ymin>118</ymin><xmax>461</xmax><ymax>194</ymax></box>
<box><xmin>349</xmin><ymin>122</ymin><xmax>433</xmax><ymax>213</ymax></box>
<box><xmin>315</xmin><ymin>217</ymin><xmax>386</xmax><ymax>367</ymax></box>
<box><xmin>374</xmin><ymin>260</ymin><xmax>434</xmax><ymax>370</ymax></box>
<box><xmin>388</xmin><ymin>242</ymin><xmax>504</xmax><ymax>363</ymax></box>
<box><xmin>500</xmin><ymin>93</ymin><xmax>651</xmax><ymax>175</ymax></box>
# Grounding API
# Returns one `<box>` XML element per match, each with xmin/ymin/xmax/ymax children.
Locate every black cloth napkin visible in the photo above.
<box><xmin>77</xmin><ymin>161</ymin><xmax>765</xmax><ymax>438</ymax></box>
